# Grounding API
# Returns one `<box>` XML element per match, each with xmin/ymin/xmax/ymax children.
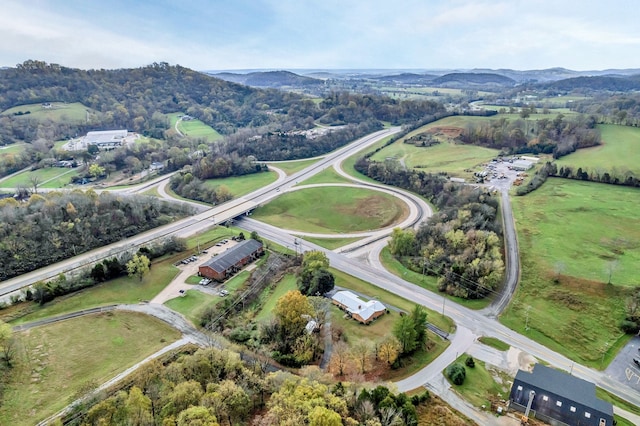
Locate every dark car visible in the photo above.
<box><xmin>634</xmin><ymin>358</ymin><xmax>640</xmax><ymax>367</ymax></box>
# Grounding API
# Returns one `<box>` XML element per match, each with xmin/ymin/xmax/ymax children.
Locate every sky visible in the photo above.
<box><xmin>1</xmin><ymin>0</ymin><xmax>639</xmax><ymax>72</ymax></box>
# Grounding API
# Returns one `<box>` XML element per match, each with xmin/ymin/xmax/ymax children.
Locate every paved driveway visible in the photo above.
<box><xmin>604</xmin><ymin>335</ymin><xmax>640</xmax><ymax>392</ymax></box>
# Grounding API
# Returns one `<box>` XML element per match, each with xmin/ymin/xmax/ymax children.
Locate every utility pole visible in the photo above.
<box><xmin>422</xmin><ymin>256</ymin><xmax>427</xmax><ymax>283</ymax></box>
<box><xmin>601</xmin><ymin>342</ymin><xmax>609</xmax><ymax>368</ymax></box>
<box><xmin>442</xmin><ymin>296</ymin><xmax>446</xmax><ymax>317</ymax></box>
<box><xmin>524</xmin><ymin>305</ymin><xmax>531</xmax><ymax>331</ymax></box>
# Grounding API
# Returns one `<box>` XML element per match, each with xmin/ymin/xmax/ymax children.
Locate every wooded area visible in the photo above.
<box><xmin>0</xmin><ymin>191</ymin><xmax>192</xmax><ymax>280</ymax></box>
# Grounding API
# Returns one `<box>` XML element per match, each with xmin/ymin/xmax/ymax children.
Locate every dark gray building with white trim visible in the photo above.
<box><xmin>509</xmin><ymin>364</ymin><xmax>613</xmax><ymax>426</ymax></box>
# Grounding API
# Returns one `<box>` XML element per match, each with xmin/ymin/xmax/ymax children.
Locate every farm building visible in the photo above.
<box><xmin>84</xmin><ymin>130</ymin><xmax>128</xmax><ymax>150</ymax></box>
<box><xmin>198</xmin><ymin>239</ymin><xmax>264</xmax><ymax>282</ymax></box>
<box><xmin>331</xmin><ymin>291</ymin><xmax>386</xmax><ymax>324</ymax></box>
<box><xmin>510</xmin><ymin>159</ymin><xmax>534</xmax><ymax>171</ymax></box>
<box><xmin>509</xmin><ymin>364</ymin><xmax>613</xmax><ymax>426</ymax></box>
<box><xmin>520</xmin><ymin>155</ymin><xmax>540</xmax><ymax>163</ymax></box>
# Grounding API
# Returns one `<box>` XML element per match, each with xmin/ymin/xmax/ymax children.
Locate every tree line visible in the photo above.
<box><xmin>458</xmin><ymin>113</ymin><xmax>601</xmax><ymax>158</ymax></box>
<box><xmin>66</xmin><ymin>344</ymin><xmax>430</xmax><ymax>426</ymax></box>
<box><xmin>0</xmin><ymin>191</ymin><xmax>193</xmax><ymax>280</ymax></box>
<box><xmin>355</xmin><ymin>158</ymin><xmax>504</xmax><ymax>299</ymax></box>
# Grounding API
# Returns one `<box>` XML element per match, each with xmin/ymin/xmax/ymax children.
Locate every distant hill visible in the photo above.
<box><xmin>431</xmin><ymin>72</ymin><xmax>515</xmax><ymax>87</ymax></box>
<box><xmin>542</xmin><ymin>75</ymin><xmax>640</xmax><ymax>92</ymax></box>
<box><xmin>210</xmin><ymin>70</ymin><xmax>323</xmax><ymax>88</ymax></box>
<box><xmin>371</xmin><ymin>73</ymin><xmax>437</xmax><ymax>84</ymax></box>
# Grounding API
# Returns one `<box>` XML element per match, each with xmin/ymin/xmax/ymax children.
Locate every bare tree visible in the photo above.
<box><xmin>29</xmin><ymin>175</ymin><xmax>42</xmax><ymax>194</ymax></box>
<box><xmin>606</xmin><ymin>260</ymin><xmax>619</xmax><ymax>285</ymax></box>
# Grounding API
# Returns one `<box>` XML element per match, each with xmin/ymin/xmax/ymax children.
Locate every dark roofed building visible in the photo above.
<box><xmin>509</xmin><ymin>364</ymin><xmax>613</xmax><ymax>426</ymax></box>
<box><xmin>198</xmin><ymin>239</ymin><xmax>264</xmax><ymax>281</ymax></box>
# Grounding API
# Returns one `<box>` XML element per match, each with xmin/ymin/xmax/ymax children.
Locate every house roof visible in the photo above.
<box><xmin>200</xmin><ymin>239</ymin><xmax>263</xmax><ymax>273</ymax></box>
<box><xmin>331</xmin><ymin>290</ymin><xmax>385</xmax><ymax>322</ymax></box>
<box><xmin>514</xmin><ymin>364</ymin><xmax>613</xmax><ymax>415</ymax></box>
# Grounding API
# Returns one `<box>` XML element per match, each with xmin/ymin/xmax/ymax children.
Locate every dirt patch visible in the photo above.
<box><xmin>546</xmin><ymin>272</ymin><xmax>622</xmax><ymax>297</ymax></box>
<box><xmin>427</xmin><ymin>126</ymin><xmax>464</xmax><ymax>139</ymax></box>
<box><xmin>417</xmin><ymin>395</ymin><xmax>475</xmax><ymax>426</ymax></box>
<box><xmin>506</xmin><ymin>348</ymin><xmax>536</xmax><ymax>375</ymax></box>
<box><xmin>545</xmin><ymin>289</ymin><xmax>587</xmax><ymax>310</ymax></box>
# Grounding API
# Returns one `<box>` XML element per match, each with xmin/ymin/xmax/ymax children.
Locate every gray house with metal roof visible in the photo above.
<box><xmin>509</xmin><ymin>364</ymin><xmax>613</xmax><ymax>426</ymax></box>
<box><xmin>198</xmin><ymin>239</ymin><xmax>263</xmax><ymax>281</ymax></box>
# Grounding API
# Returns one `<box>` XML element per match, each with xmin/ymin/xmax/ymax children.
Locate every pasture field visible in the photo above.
<box><xmin>370</xmin><ymin>133</ymin><xmax>498</xmax><ymax>178</ymax></box>
<box><xmin>168</xmin><ymin>112</ymin><xmax>222</xmax><ymax>141</ymax></box>
<box><xmin>8</xmin><ymin>260</ymin><xmax>179</xmax><ymax>324</ymax></box>
<box><xmin>555</xmin><ymin>124</ymin><xmax>640</xmax><ymax>176</ymax></box>
<box><xmin>1</xmin><ymin>102</ymin><xmax>100</xmax><ymax>124</ymax></box>
<box><xmin>165</xmin><ymin>289</ymin><xmax>217</xmax><ymax>325</ymax></box>
<box><xmin>203</xmin><ymin>171</ymin><xmax>278</xmax><ymax>197</ymax></box>
<box><xmin>0</xmin><ymin>167</ymin><xmax>79</xmax><ymax>189</ymax></box>
<box><xmin>267</xmin><ymin>158</ymin><xmax>319</xmax><ymax>175</ymax></box>
<box><xmin>251</xmin><ymin>186</ymin><xmax>409</xmax><ymax>234</ymax></box>
<box><xmin>0</xmin><ymin>311</ymin><xmax>180</xmax><ymax>426</ymax></box>
<box><xmin>502</xmin><ymin>178</ymin><xmax>640</xmax><ymax>367</ymax></box>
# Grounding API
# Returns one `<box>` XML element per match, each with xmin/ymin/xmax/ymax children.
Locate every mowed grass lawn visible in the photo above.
<box><xmin>298</xmin><ymin>166</ymin><xmax>353</xmax><ymax>185</ymax></box>
<box><xmin>251</xmin><ymin>186</ymin><xmax>408</xmax><ymax>234</ymax></box>
<box><xmin>203</xmin><ymin>171</ymin><xmax>278</xmax><ymax>198</ymax></box>
<box><xmin>10</xmin><ymin>260</ymin><xmax>179</xmax><ymax>324</ymax></box>
<box><xmin>502</xmin><ymin>178</ymin><xmax>640</xmax><ymax>367</ymax></box>
<box><xmin>299</xmin><ymin>236</ymin><xmax>362</xmax><ymax>250</ymax></box>
<box><xmin>168</xmin><ymin>112</ymin><xmax>222</xmax><ymax>141</ymax></box>
<box><xmin>555</xmin><ymin>124</ymin><xmax>640</xmax><ymax>176</ymax></box>
<box><xmin>0</xmin><ymin>167</ymin><xmax>79</xmax><ymax>189</ymax></box>
<box><xmin>165</xmin><ymin>290</ymin><xmax>217</xmax><ymax>326</ymax></box>
<box><xmin>267</xmin><ymin>159</ymin><xmax>319</xmax><ymax>176</ymax></box>
<box><xmin>254</xmin><ymin>274</ymin><xmax>297</xmax><ymax>322</ymax></box>
<box><xmin>0</xmin><ymin>311</ymin><xmax>181</xmax><ymax>426</ymax></box>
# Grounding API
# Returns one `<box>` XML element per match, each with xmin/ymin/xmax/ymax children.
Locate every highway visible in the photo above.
<box><xmin>4</xmin><ymin>125</ymin><xmax>640</xmax><ymax>419</ymax></box>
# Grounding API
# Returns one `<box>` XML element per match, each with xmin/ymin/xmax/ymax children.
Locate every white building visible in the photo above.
<box><xmin>331</xmin><ymin>291</ymin><xmax>386</xmax><ymax>324</ymax></box>
<box><xmin>85</xmin><ymin>130</ymin><xmax>128</xmax><ymax>150</ymax></box>
<box><xmin>511</xmin><ymin>159</ymin><xmax>534</xmax><ymax>171</ymax></box>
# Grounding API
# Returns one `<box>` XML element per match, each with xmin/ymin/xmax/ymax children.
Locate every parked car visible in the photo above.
<box><xmin>634</xmin><ymin>358</ymin><xmax>640</xmax><ymax>367</ymax></box>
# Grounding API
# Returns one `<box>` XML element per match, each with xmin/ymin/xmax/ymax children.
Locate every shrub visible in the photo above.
<box><xmin>465</xmin><ymin>356</ymin><xmax>475</xmax><ymax>368</ymax></box>
<box><xmin>446</xmin><ymin>363</ymin><xmax>466</xmax><ymax>385</ymax></box>
<box><xmin>620</xmin><ymin>319</ymin><xmax>640</xmax><ymax>334</ymax></box>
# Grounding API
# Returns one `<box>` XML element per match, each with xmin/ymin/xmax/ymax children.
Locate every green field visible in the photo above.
<box><xmin>0</xmin><ymin>311</ymin><xmax>180</xmax><ymax>426</ymax></box>
<box><xmin>203</xmin><ymin>171</ymin><xmax>278</xmax><ymax>197</ymax></box>
<box><xmin>555</xmin><ymin>124</ymin><xmax>640</xmax><ymax>176</ymax></box>
<box><xmin>444</xmin><ymin>356</ymin><xmax>511</xmax><ymax>410</ymax></box>
<box><xmin>0</xmin><ymin>167</ymin><xmax>80</xmax><ymax>189</ymax></box>
<box><xmin>9</xmin><ymin>260</ymin><xmax>179</xmax><ymax>324</ymax></box>
<box><xmin>370</xmin><ymin>123</ymin><xmax>499</xmax><ymax>178</ymax></box>
<box><xmin>267</xmin><ymin>158</ymin><xmax>319</xmax><ymax>176</ymax></box>
<box><xmin>298</xmin><ymin>236</ymin><xmax>362</xmax><ymax>250</ymax></box>
<box><xmin>165</xmin><ymin>290</ymin><xmax>217</xmax><ymax>325</ymax></box>
<box><xmin>254</xmin><ymin>274</ymin><xmax>298</xmax><ymax>322</ymax></box>
<box><xmin>1</xmin><ymin>102</ymin><xmax>100</xmax><ymax>124</ymax></box>
<box><xmin>502</xmin><ymin>178</ymin><xmax>639</xmax><ymax>367</ymax></box>
<box><xmin>168</xmin><ymin>113</ymin><xmax>222</xmax><ymax>141</ymax></box>
<box><xmin>298</xmin><ymin>166</ymin><xmax>353</xmax><ymax>185</ymax></box>
<box><xmin>251</xmin><ymin>186</ymin><xmax>408</xmax><ymax>234</ymax></box>
<box><xmin>0</xmin><ymin>143</ymin><xmax>27</xmax><ymax>156</ymax></box>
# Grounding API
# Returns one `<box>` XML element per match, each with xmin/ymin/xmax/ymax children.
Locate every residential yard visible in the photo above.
<box><xmin>251</xmin><ymin>186</ymin><xmax>409</xmax><ymax>234</ymax></box>
<box><xmin>555</xmin><ymin>124</ymin><xmax>640</xmax><ymax>176</ymax></box>
<box><xmin>203</xmin><ymin>171</ymin><xmax>278</xmax><ymax>198</ymax></box>
<box><xmin>502</xmin><ymin>178</ymin><xmax>640</xmax><ymax>367</ymax></box>
<box><xmin>0</xmin><ymin>311</ymin><xmax>181</xmax><ymax>426</ymax></box>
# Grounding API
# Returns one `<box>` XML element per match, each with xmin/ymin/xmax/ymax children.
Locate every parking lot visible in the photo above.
<box><xmin>150</xmin><ymin>239</ymin><xmax>238</xmax><ymax>304</ymax></box>
<box><xmin>604</xmin><ymin>335</ymin><xmax>640</xmax><ymax>392</ymax></box>
<box><xmin>476</xmin><ymin>157</ymin><xmax>530</xmax><ymax>192</ymax></box>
